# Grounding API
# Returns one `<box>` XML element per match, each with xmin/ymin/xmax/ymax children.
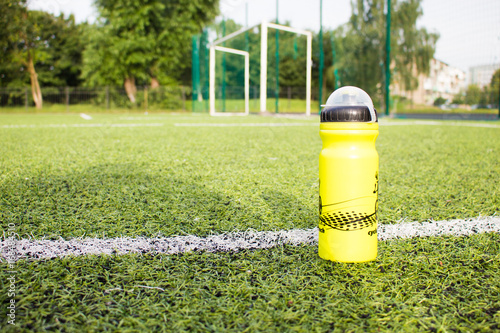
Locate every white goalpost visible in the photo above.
<box><xmin>209</xmin><ymin>46</ymin><xmax>249</xmax><ymax>116</ymax></box>
<box><xmin>260</xmin><ymin>22</ymin><xmax>313</xmax><ymax>116</ymax></box>
<box><xmin>209</xmin><ymin>21</ymin><xmax>312</xmax><ymax>116</ymax></box>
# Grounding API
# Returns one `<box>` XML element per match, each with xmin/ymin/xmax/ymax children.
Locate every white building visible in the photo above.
<box><xmin>469</xmin><ymin>63</ymin><xmax>500</xmax><ymax>88</ymax></box>
<box><xmin>393</xmin><ymin>58</ymin><xmax>466</xmax><ymax>105</ymax></box>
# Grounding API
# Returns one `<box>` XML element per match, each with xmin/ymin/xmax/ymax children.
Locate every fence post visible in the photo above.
<box><xmin>25</xmin><ymin>87</ymin><xmax>28</xmax><ymax>111</ymax></box>
<box><xmin>287</xmin><ymin>86</ymin><xmax>291</xmax><ymax>110</ymax></box>
<box><xmin>181</xmin><ymin>86</ymin><xmax>186</xmax><ymax>111</ymax></box>
<box><xmin>106</xmin><ymin>86</ymin><xmax>110</xmax><ymax>109</ymax></box>
<box><xmin>498</xmin><ymin>74</ymin><xmax>500</xmax><ymax>119</ymax></box>
<box><xmin>254</xmin><ymin>86</ymin><xmax>258</xmax><ymax>111</ymax></box>
<box><xmin>65</xmin><ymin>87</ymin><xmax>70</xmax><ymax>112</ymax></box>
<box><xmin>385</xmin><ymin>0</ymin><xmax>391</xmax><ymax>116</ymax></box>
<box><xmin>144</xmin><ymin>86</ymin><xmax>148</xmax><ymax>111</ymax></box>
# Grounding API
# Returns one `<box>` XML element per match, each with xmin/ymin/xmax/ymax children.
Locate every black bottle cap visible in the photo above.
<box><xmin>320</xmin><ymin>105</ymin><xmax>378</xmax><ymax>122</ymax></box>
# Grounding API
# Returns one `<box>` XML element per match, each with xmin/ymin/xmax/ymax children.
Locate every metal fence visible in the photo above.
<box><xmin>0</xmin><ymin>86</ymin><xmax>190</xmax><ymax>111</ymax></box>
<box><xmin>0</xmin><ymin>85</ymin><xmax>314</xmax><ymax>113</ymax></box>
<box><xmin>193</xmin><ymin>85</ymin><xmax>319</xmax><ymax>113</ymax></box>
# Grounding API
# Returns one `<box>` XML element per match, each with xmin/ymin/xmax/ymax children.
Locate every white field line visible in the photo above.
<box><xmin>79</xmin><ymin>113</ymin><xmax>93</xmax><ymax>120</ymax></box>
<box><xmin>175</xmin><ymin>121</ymin><xmax>500</xmax><ymax>128</ymax></box>
<box><xmin>174</xmin><ymin>123</ymin><xmax>317</xmax><ymax>127</ymax></box>
<box><xmin>379</xmin><ymin>120</ymin><xmax>500</xmax><ymax>128</ymax></box>
<box><xmin>1</xmin><ymin>123</ymin><xmax>164</xmax><ymax>129</ymax></box>
<box><xmin>1</xmin><ymin>216</ymin><xmax>499</xmax><ymax>262</ymax></box>
<box><xmin>2</xmin><ymin>120</ymin><xmax>497</xmax><ymax>129</ymax></box>
<box><xmin>120</xmin><ymin>116</ymin><xmax>174</xmax><ymax>120</ymax></box>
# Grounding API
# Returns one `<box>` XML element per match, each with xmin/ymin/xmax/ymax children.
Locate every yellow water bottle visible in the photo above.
<box><xmin>318</xmin><ymin>86</ymin><xmax>379</xmax><ymax>263</ymax></box>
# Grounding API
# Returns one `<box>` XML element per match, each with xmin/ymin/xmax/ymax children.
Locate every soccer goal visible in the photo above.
<box><xmin>209</xmin><ymin>21</ymin><xmax>312</xmax><ymax>116</ymax></box>
<box><xmin>209</xmin><ymin>46</ymin><xmax>249</xmax><ymax>116</ymax></box>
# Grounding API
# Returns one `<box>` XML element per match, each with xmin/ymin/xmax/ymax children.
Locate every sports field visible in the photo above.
<box><xmin>1</xmin><ymin>112</ymin><xmax>499</xmax><ymax>331</ymax></box>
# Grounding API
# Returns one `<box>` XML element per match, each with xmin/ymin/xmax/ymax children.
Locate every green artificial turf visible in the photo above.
<box><xmin>1</xmin><ymin>113</ymin><xmax>499</xmax><ymax>331</ymax></box>
<box><xmin>1</xmin><ymin>114</ymin><xmax>499</xmax><ymax>239</ymax></box>
<box><xmin>1</xmin><ymin>114</ymin><xmax>319</xmax><ymax>239</ymax></box>
<box><xmin>3</xmin><ymin>233</ymin><xmax>500</xmax><ymax>332</ymax></box>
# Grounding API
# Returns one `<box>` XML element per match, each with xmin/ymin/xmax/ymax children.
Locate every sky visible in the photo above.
<box><xmin>27</xmin><ymin>0</ymin><xmax>500</xmax><ymax>74</ymax></box>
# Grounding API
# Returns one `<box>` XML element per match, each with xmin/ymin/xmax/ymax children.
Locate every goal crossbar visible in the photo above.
<box><xmin>210</xmin><ymin>23</ymin><xmax>260</xmax><ymax>47</ymax></box>
<box><xmin>209</xmin><ymin>22</ymin><xmax>312</xmax><ymax>116</ymax></box>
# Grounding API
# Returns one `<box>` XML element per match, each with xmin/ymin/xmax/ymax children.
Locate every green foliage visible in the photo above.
<box><xmin>335</xmin><ymin>0</ymin><xmax>387</xmax><ymax>103</ymax></box>
<box><xmin>211</xmin><ymin>19</ymin><xmax>310</xmax><ymax>91</ymax></box>
<box><xmin>0</xmin><ymin>1</ymin><xmax>30</xmax><ymax>87</ymax></box>
<box><xmin>82</xmin><ymin>0</ymin><xmax>219</xmax><ymax>88</ymax></box>
<box><xmin>322</xmin><ymin>31</ymin><xmax>341</xmax><ymax>94</ymax></box>
<box><xmin>433</xmin><ymin>96</ymin><xmax>446</xmax><ymax>106</ymax></box>
<box><xmin>0</xmin><ymin>0</ymin><xmax>25</xmax><ymax>50</ymax></box>
<box><xmin>266</xmin><ymin>21</ymin><xmax>309</xmax><ymax>89</ymax></box>
<box><xmin>199</xmin><ymin>0</ymin><xmax>437</xmax><ymax>108</ymax></box>
<box><xmin>452</xmin><ymin>93</ymin><xmax>464</xmax><ymax>105</ymax></box>
<box><xmin>464</xmin><ymin>84</ymin><xmax>482</xmax><ymax>105</ymax></box>
<box><xmin>0</xmin><ymin>6</ymin><xmax>85</xmax><ymax>87</ymax></box>
<box><xmin>490</xmin><ymin>69</ymin><xmax>500</xmax><ymax>106</ymax></box>
<box><xmin>334</xmin><ymin>0</ymin><xmax>438</xmax><ymax>104</ymax></box>
<box><xmin>392</xmin><ymin>0</ymin><xmax>438</xmax><ymax>89</ymax></box>
<box><xmin>463</xmin><ymin>82</ymin><xmax>498</xmax><ymax>107</ymax></box>
<box><xmin>26</xmin><ymin>11</ymin><xmax>85</xmax><ymax>87</ymax></box>
<box><xmin>212</xmin><ymin>19</ymin><xmax>247</xmax><ymax>87</ymax></box>
<box><xmin>480</xmin><ymin>85</ymin><xmax>492</xmax><ymax>106</ymax></box>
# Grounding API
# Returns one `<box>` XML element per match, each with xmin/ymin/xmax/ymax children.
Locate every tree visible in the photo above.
<box><xmin>0</xmin><ymin>0</ymin><xmax>44</xmax><ymax>107</ymax></box>
<box><xmin>490</xmin><ymin>68</ymin><xmax>500</xmax><ymax>106</ymax></box>
<box><xmin>0</xmin><ymin>2</ymin><xmax>85</xmax><ymax>108</ymax></box>
<box><xmin>464</xmin><ymin>84</ymin><xmax>481</xmax><ymax>105</ymax></box>
<box><xmin>335</xmin><ymin>0</ymin><xmax>386</xmax><ymax>104</ymax></box>
<box><xmin>392</xmin><ymin>0</ymin><xmax>438</xmax><ymax>92</ymax></box>
<box><xmin>20</xmin><ymin>11</ymin><xmax>85</xmax><ymax>87</ymax></box>
<box><xmin>433</xmin><ymin>96</ymin><xmax>446</xmax><ymax>106</ymax></box>
<box><xmin>451</xmin><ymin>92</ymin><xmax>464</xmax><ymax>105</ymax></box>
<box><xmin>333</xmin><ymin>0</ymin><xmax>438</xmax><ymax>106</ymax></box>
<box><xmin>83</xmin><ymin>0</ymin><xmax>219</xmax><ymax>103</ymax></box>
<box><xmin>0</xmin><ymin>0</ymin><xmax>26</xmax><ymax>51</ymax></box>
<box><xmin>14</xmin><ymin>8</ymin><xmax>45</xmax><ymax>108</ymax></box>
<box><xmin>35</xmin><ymin>13</ymin><xmax>85</xmax><ymax>87</ymax></box>
<box><xmin>0</xmin><ymin>1</ymin><xmax>24</xmax><ymax>87</ymax></box>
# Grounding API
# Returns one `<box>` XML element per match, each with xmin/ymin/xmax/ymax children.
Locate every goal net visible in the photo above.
<box><xmin>209</xmin><ymin>21</ymin><xmax>312</xmax><ymax>116</ymax></box>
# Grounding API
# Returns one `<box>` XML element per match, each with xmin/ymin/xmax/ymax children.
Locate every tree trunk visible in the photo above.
<box><xmin>124</xmin><ymin>77</ymin><xmax>137</xmax><ymax>103</ymax></box>
<box><xmin>151</xmin><ymin>77</ymin><xmax>160</xmax><ymax>89</ymax></box>
<box><xmin>27</xmin><ymin>52</ymin><xmax>42</xmax><ymax>109</ymax></box>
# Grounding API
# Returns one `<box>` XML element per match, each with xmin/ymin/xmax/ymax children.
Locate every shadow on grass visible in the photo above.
<box><xmin>1</xmin><ymin>163</ymin><xmax>315</xmax><ymax>240</ymax></box>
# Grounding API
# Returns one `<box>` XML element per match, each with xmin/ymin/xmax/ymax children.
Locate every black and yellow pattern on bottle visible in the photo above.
<box><xmin>319</xmin><ymin>210</ymin><xmax>377</xmax><ymax>231</ymax></box>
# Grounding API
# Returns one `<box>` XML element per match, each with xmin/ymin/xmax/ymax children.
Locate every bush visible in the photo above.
<box><xmin>433</xmin><ymin>97</ymin><xmax>447</xmax><ymax>106</ymax></box>
<box><xmin>452</xmin><ymin>94</ymin><xmax>464</xmax><ymax>105</ymax></box>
